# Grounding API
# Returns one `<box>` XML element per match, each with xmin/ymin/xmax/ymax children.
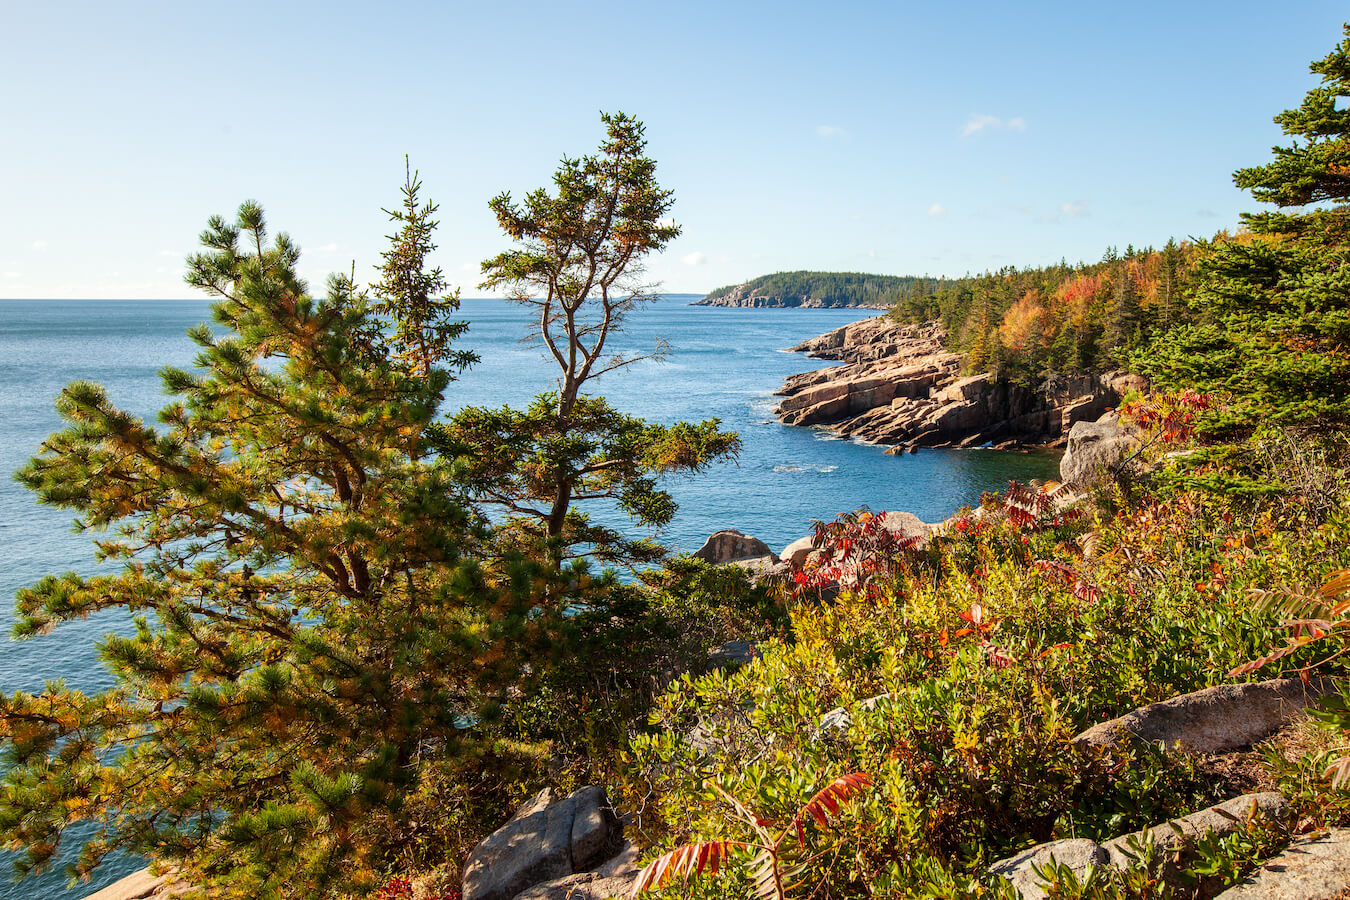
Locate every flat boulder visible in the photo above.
<box><xmin>1101</xmin><ymin>792</ymin><xmax>1289</xmax><ymax>869</ymax></box>
<box><xmin>1073</xmin><ymin>678</ymin><xmax>1339</xmax><ymax>754</ymax></box>
<box><xmin>462</xmin><ymin>786</ymin><xmax>623</xmax><ymax>900</ymax></box>
<box><xmin>693</xmin><ymin>529</ymin><xmax>774</xmax><ymax>564</ymax></box>
<box><xmin>1215</xmin><ymin>827</ymin><xmax>1350</xmax><ymax>899</ymax></box>
<box><xmin>990</xmin><ymin>793</ymin><xmax>1289</xmax><ymax>898</ymax></box>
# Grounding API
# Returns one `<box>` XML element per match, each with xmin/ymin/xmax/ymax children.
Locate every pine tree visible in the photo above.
<box><xmin>436</xmin><ymin>113</ymin><xmax>739</xmax><ymax>567</ymax></box>
<box><xmin>0</xmin><ymin>199</ymin><xmax>572</xmax><ymax>897</ymax></box>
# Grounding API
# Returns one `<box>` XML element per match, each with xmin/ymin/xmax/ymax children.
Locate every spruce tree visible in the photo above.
<box><xmin>1102</xmin><ymin>259</ymin><xmax>1142</xmax><ymax>365</ymax></box>
<box><xmin>1137</xmin><ymin>25</ymin><xmax>1350</xmax><ymax>432</ymax></box>
<box><xmin>0</xmin><ymin>199</ymin><xmax>570</xmax><ymax>897</ymax></box>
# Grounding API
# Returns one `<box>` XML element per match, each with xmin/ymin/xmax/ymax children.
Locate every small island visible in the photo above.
<box><xmin>694</xmin><ymin>270</ymin><xmax>927</xmax><ymax>308</ymax></box>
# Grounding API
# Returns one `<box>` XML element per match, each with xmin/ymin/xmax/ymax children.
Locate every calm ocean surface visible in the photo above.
<box><xmin>0</xmin><ymin>296</ymin><xmax>1058</xmax><ymax>898</ymax></box>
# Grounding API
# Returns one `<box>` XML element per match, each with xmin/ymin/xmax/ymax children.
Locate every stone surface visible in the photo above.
<box><xmin>730</xmin><ymin>554</ymin><xmax>791</xmax><ymax>580</ymax></box>
<box><xmin>988</xmin><ymin>838</ymin><xmax>1108</xmax><ymax>900</ymax></box>
<box><xmin>772</xmin><ymin>317</ymin><xmax>1124</xmax><ymax>450</ymax></box>
<box><xmin>1102</xmin><ymin>792</ymin><xmax>1289</xmax><ymax>870</ymax></box>
<box><xmin>780</xmin><ymin>535</ymin><xmax>816</xmax><ymax>566</ymax></box>
<box><xmin>1073</xmin><ymin>678</ymin><xmax>1340</xmax><ymax>754</ymax></box>
<box><xmin>708</xmin><ymin>641</ymin><xmax>757</xmax><ymax>670</ymax></box>
<box><xmin>511</xmin><ymin>870</ymin><xmax>636</xmax><ymax>900</ymax></box>
<box><xmin>818</xmin><ymin>693</ymin><xmax>892</xmax><ymax>732</ymax></box>
<box><xmin>80</xmin><ymin>870</ymin><xmax>177</xmax><ymax>900</ymax></box>
<box><xmin>879</xmin><ymin>511</ymin><xmax>935</xmax><ymax>546</ymax></box>
<box><xmin>692</xmin><ymin>529</ymin><xmax>775</xmax><ymax>564</ymax></box>
<box><xmin>1059</xmin><ymin>420</ymin><xmax>1140</xmax><ymax>487</ymax></box>
<box><xmin>569</xmin><ymin>785</ymin><xmax>620</xmax><ymax>872</ymax></box>
<box><xmin>462</xmin><ymin>786</ymin><xmax>624</xmax><ymax>900</ymax></box>
<box><xmin>513</xmin><ymin>842</ymin><xmax>640</xmax><ymax>900</ymax></box>
<box><xmin>1215</xmin><ymin>828</ymin><xmax>1350</xmax><ymax>899</ymax></box>
<box><xmin>990</xmin><ymin>794</ymin><xmax>1292</xmax><ymax>898</ymax></box>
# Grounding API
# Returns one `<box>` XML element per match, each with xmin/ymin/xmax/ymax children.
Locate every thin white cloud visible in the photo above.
<box><xmin>927</xmin><ymin>204</ymin><xmax>947</xmax><ymax>217</ymax></box>
<box><xmin>158</xmin><ymin>249</ymin><xmax>179</xmax><ymax>257</ymax></box>
<box><xmin>681</xmin><ymin>251</ymin><xmax>707</xmax><ymax>266</ymax></box>
<box><xmin>30</xmin><ymin>240</ymin><xmax>48</xmax><ymax>251</ymax></box>
<box><xmin>1059</xmin><ymin>200</ymin><xmax>1089</xmax><ymax>218</ymax></box>
<box><xmin>961</xmin><ymin>115</ymin><xmax>1001</xmax><ymax>137</ymax></box>
<box><xmin>960</xmin><ymin>114</ymin><xmax>1028</xmax><ymax>137</ymax></box>
<box><xmin>816</xmin><ymin>124</ymin><xmax>847</xmax><ymax>139</ymax></box>
<box><xmin>459</xmin><ymin>262</ymin><xmax>477</xmax><ymax>272</ymax></box>
<box><xmin>3</xmin><ymin>271</ymin><xmax>19</xmax><ymax>278</ymax></box>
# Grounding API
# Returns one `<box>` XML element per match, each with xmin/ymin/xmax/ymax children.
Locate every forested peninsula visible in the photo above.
<box><xmin>694</xmin><ymin>271</ymin><xmax>921</xmax><ymax>307</ymax></box>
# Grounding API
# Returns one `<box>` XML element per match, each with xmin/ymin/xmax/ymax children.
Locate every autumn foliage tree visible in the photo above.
<box><xmin>0</xmin><ymin>198</ymin><xmax>574</xmax><ymax>897</ymax></box>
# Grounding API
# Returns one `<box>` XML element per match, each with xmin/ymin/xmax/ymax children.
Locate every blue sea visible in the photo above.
<box><xmin>0</xmin><ymin>296</ymin><xmax>1058</xmax><ymax>898</ymax></box>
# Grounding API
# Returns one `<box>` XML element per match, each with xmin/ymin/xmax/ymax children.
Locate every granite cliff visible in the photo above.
<box><xmin>774</xmin><ymin>316</ymin><xmax>1145</xmax><ymax>450</ymax></box>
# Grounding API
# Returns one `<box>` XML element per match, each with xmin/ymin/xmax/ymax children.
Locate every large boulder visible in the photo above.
<box><xmin>693</xmin><ymin>529</ymin><xmax>774</xmax><ymax>564</ymax></box>
<box><xmin>462</xmin><ymin>786</ymin><xmax>622</xmax><ymax>900</ymax></box>
<box><xmin>1059</xmin><ymin>420</ymin><xmax>1139</xmax><ymax>487</ymax></box>
<box><xmin>1216</xmin><ymin>827</ymin><xmax>1350</xmax><ymax>899</ymax></box>
<box><xmin>1073</xmin><ymin>678</ymin><xmax>1340</xmax><ymax>754</ymax></box>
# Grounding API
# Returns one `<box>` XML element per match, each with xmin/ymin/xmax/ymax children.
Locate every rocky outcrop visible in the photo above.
<box><xmin>990</xmin><ymin>793</ymin><xmax>1290</xmax><ymax>899</ymax></box>
<box><xmin>693</xmin><ymin>529</ymin><xmax>775</xmax><ymax>564</ymax></box>
<box><xmin>1073</xmin><ymin>678</ymin><xmax>1340</xmax><ymax>755</ymax></box>
<box><xmin>774</xmin><ymin>317</ymin><xmax>1125</xmax><ymax>450</ymax></box>
<box><xmin>462</xmin><ymin>786</ymin><xmax>624</xmax><ymax>900</ymax></box>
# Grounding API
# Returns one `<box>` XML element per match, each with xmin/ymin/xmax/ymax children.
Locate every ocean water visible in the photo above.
<box><xmin>0</xmin><ymin>296</ymin><xmax>1059</xmax><ymax>898</ymax></box>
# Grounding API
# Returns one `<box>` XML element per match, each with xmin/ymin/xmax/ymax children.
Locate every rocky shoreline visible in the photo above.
<box><xmin>692</xmin><ymin>290</ymin><xmax>888</xmax><ymax>308</ymax></box>
<box><xmin>774</xmin><ymin>316</ymin><xmax>1146</xmax><ymax>451</ymax></box>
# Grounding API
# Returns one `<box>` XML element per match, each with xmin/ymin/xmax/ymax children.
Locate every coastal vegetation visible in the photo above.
<box><xmin>6</xmin><ymin>23</ymin><xmax>1350</xmax><ymax>900</ymax></box>
<box><xmin>0</xmin><ymin>115</ymin><xmax>762</xmax><ymax>899</ymax></box>
<box><xmin>622</xmin><ymin>24</ymin><xmax>1350</xmax><ymax>899</ymax></box>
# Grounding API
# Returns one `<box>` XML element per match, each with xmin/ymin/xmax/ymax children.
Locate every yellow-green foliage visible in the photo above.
<box><xmin>627</xmin><ymin>427</ymin><xmax>1350</xmax><ymax>899</ymax></box>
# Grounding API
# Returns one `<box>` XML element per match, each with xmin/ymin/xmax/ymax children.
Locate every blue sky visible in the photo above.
<box><xmin>2</xmin><ymin>1</ymin><xmax>1346</xmax><ymax>299</ymax></box>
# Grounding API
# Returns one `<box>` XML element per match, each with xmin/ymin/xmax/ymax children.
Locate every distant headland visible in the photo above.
<box><xmin>694</xmin><ymin>270</ymin><xmax>923</xmax><ymax>308</ymax></box>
